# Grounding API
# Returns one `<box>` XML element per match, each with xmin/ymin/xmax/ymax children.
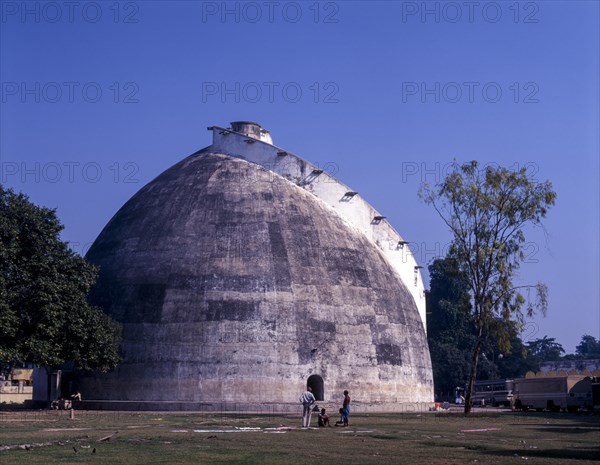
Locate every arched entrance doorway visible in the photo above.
<box><xmin>307</xmin><ymin>374</ymin><xmax>324</xmax><ymax>401</ymax></box>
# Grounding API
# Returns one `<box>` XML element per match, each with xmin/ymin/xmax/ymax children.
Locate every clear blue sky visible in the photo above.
<box><xmin>1</xmin><ymin>1</ymin><xmax>598</xmax><ymax>353</ymax></box>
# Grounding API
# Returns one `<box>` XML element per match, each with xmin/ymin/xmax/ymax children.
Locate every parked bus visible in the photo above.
<box><xmin>513</xmin><ymin>375</ymin><xmax>593</xmax><ymax>412</ymax></box>
<box><xmin>471</xmin><ymin>379</ymin><xmax>514</xmax><ymax>407</ymax></box>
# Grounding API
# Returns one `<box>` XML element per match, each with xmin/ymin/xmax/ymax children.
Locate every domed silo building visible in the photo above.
<box><xmin>76</xmin><ymin>122</ymin><xmax>433</xmax><ymax>410</ymax></box>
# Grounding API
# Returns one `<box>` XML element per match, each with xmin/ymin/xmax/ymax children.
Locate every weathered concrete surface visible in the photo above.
<box><xmin>78</xmin><ymin>151</ymin><xmax>433</xmax><ymax>407</ymax></box>
<box><xmin>209</xmin><ymin>125</ymin><xmax>427</xmax><ymax>330</ymax></box>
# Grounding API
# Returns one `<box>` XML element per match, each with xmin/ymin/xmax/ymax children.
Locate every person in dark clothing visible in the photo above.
<box><xmin>318</xmin><ymin>408</ymin><xmax>331</xmax><ymax>427</ymax></box>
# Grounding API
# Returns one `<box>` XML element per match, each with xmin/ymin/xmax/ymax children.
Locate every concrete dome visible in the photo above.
<box><xmin>78</xmin><ymin>133</ymin><xmax>433</xmax><ymax>409</ymax></box>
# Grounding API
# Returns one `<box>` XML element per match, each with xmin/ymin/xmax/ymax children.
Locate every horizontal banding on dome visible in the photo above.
<box><xmin>78</xmin><ymin>152</ymin><xmax>433</xmax><ymax>408</ymax></box>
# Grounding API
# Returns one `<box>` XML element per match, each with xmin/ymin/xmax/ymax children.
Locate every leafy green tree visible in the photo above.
<box><xmin>575</xmin><ymin>334</ymin><xmax>600</xmax><ymax>359</ymax></box>
<box><xmin>426</xmin><ymin>257</ymin><xmax>474</xmax><ymax>398</ymax></box>
<box><xmin>0</xmin><ymin>185</ymin><xmax>121</xmax><ymax>374</ymax></box>
<box><xmin>427</xmin><ymin>256</ymin><xmax>537</xmax><ymax>400</ymax></box>
<box><xmin>493</xmin><ymin>336</ymin><xmax>536</xmax><ymax>379</ymax></box>
<box><xmin>526</xmin><ymin>336</ymin><xmax>565</xmax><ymax>367</ymax></box>
<box><xmin>426</xmin><ymin>257</ymin><xmax>510</xmax><ymax>398</ymax></box>
<box><xmin>420</xmin><ymin>161</ymin><xmax>556</xmax><ymax>412</ymax></box>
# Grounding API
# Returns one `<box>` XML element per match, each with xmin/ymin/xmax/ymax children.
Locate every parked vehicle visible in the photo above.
<box><xmin>513</xmin><ymin>375</ymin><xmax>593</xmax><ymax>412</ymax></box>
<box><xmin>471</xmin><ymin>379</ymin><xmax>514</xmax><ymax>407</ymax></box>
<box><xmin>592</xmin><ymin>378</ymin><xmax>600</xmax><ymax>411</ymax></box>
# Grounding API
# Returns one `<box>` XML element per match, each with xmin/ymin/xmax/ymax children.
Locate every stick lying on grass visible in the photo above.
<box><xmin>98</xmin><ymin>431</ymin><xmax>118</xmax><ymax>442</ymax></box>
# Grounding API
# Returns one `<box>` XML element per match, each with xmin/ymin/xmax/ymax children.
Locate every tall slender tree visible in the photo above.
<box><xmin>420</xmin><ymin>161</ymin><xmax>556</xmax><ymax>412</ymax></box>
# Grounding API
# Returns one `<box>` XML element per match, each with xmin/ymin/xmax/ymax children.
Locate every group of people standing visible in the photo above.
<box><xmin>299</xmin><ymin>387</ymin><xmax>350</xmax><ymax>428</ymax></box>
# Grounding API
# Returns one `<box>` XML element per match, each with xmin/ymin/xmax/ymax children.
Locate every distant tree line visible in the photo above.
<box><xmin>426</xmin><ymin>256</ymin><xmax>600</xmax><ymax>400</ymax></box>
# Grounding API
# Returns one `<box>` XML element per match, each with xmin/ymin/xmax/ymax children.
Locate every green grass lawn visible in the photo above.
<box><xmin>1</xmin><ymin>410</ymin><xmax>599</xmax><ymax>464</ymax></box>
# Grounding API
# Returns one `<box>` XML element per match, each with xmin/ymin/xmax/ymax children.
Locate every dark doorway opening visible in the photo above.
<box><xmin>307</xmin><ymin>374</ymin><xmax>324</xmax><ymax>401</ymax></box>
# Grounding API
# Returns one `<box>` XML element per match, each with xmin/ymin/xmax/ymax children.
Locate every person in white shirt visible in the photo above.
<box><xmin>299</xmin><ymin>386</ymin><xmax>316</xmax><ymax>427</ymax></box>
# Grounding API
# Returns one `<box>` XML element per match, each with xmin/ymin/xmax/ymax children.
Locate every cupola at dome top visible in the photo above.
<box><xmin>230</xmin><ymin>121</ymin><xmax>273</xmax><ymax>144</ymax></box>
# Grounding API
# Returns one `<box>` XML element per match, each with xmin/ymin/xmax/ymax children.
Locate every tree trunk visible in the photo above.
<box><xmin>464</xmin><ymin>323</ymin><xmax>484</xmax><ymax>414</ymax></box>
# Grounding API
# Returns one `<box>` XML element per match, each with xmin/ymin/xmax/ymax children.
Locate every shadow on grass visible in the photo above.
<box><xmin>368</xmin><ymin>434</ymin><xmax>400</xmax><ymax>440</ymax></box>
<box><xmin>428</xmin><ymin>441</ymin><xmax>600</xmax><ymax>462</ymax></box>
<box><xmin>480</xmin><ymin>446</ymin><xmax>600</xmax><ymax>461</ymax></box>
<box><xmin>510</xmin><ymin>412</ymin><xmax>600</xmax><ymax>423</ymax></box>
<box><xmin>527</xmin><ymin>426</ymin><xmax>600</xmax><ymax>435</ymax></box>
<box><xmin>507</xmin><ymin>414</ymin><xmax>600</xmax><ymax>435</ymax></box>
<box><xmin>507</xmin><ymin>411</ymin><xmax>600</xmax><ymax>424</ymax></box>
